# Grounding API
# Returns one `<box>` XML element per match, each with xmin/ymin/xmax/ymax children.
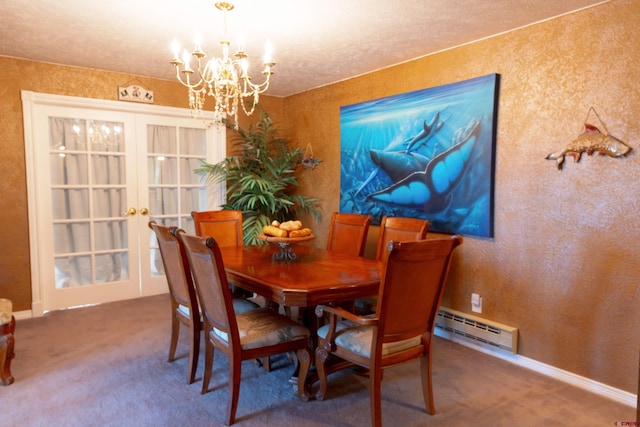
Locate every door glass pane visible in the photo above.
<box><xmin>55</xmin><ymin>255</ymin><xmax>92</xmax><ymax>287</ymax></box>
<box><xmin>93</xmin><ymin>188</ymin><xmax>126</xmax><ymax>218</ymax></box>
<box><xmin>88</xmin><ymin>120</ymin><xmax>125</xmax><ymax>152</ymax></box>
<box><xmin>92</xmin><ymin>154</ymin><xmax>125</xmax><ymax>185</ymax></box>
<box><xmin>50</xmin><ymin>153</ymin><xmax>89</xmax><ymax>186</ymax></box>
<box><xmin>148</xmin><ymin>156</ymin><xmax>178</xmax><ymax>185</ymax></box>
<box><xmin>52</xmin><ymin>189</ymin><xmax>90</xmax><ymax>220</ymax></box>
<box><xmin>95</xmin><ymin>252</ymin><xmax>129</xmax><ymax>282</ymax></box>
<box><xmin>148</xmin><ymin>187</ymin><xmax>178</xmax><ymax>216</ymax></box>
<box><xmin>180</xmin><ymin>157</ymin><xmax>204</xmax><ymax>184</ymax></box>
<box><xmin>53</xmin><ymin>222</ymin><xmax>91</xmax><ymax>253</ymax></box>
<box><xmin>181</xmin><ymin>217</ymin><xmax>196</xmax><ymax>235</ymax></box>
<box><xmin>49</xmin><ymin>117</ymin><xmax>129</xmax><ymax>289</ymax></box>
<box><xmin>181</xmin><ymin>187</ymin><xmax>207</xmax><ymax>212</ymax></box>
<box><xmin>182</xmin><ymin>127</ymin><xmax>206</xmax><ymax>155</ymax></box>
<box><xmin>94</xmin><ymin>220</ymin><xmax>127</xmax><ymax>251</ymax></box>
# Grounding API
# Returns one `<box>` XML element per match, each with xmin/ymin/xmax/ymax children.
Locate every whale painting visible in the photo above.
<box><xmin>339</xmin><ymin>74</ymin><xmax>499</xmax><ymax>238</ymax></box>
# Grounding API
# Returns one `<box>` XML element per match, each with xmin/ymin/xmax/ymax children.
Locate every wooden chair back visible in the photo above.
<box><xmin>376</xmin><ymin>236</ymin><xmax>461</xmax><ymax>342</ymax></box>
<box><xmin>326</xmin><ymin>212</ymin><xmax>371</xmax><ymax>257</ymax></box>
<box><xmin>178</xmin><ymin>231</ymin><xmax>239</xmax><ymax>348</ymax></box>
<box><xmin>148</xmin><ymin>221</ymin><xmax>201</xmax><ymax>384</ymax></box>
<box><xmin>149</xmin><ymin>221</ymin><xmax>197</xmax><ymax>309</ymax></box>
<box><xmin>192</xmin><ymin>210</ymin><xmax>244</xmax><ymax>247</ymax></box>
<box><xmin>375</xmin><ymin>216</ymin><xmax>430</xmax><ymax>261</ymax></box>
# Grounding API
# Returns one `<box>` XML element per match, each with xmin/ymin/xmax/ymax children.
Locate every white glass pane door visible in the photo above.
<box><xmin>23</xmin><ymin>91</ymin><xmax>224</xmax><ymax>315</ymax></box>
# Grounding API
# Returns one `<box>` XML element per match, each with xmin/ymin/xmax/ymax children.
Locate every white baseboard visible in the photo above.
<box><xmin>434</xmin><ymin>328</ymin><xmax>637</xmax><ymax>408</ymax></box>
<box><xmin>13</xmin><ymin>310</ymin><xmax>33</xmax><ymax>321</ymax></box>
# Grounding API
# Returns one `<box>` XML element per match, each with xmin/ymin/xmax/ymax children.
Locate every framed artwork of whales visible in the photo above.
<box><xmin>339</xmin><ymin>73</ymin><xmax>500</xmax><ymax>238</ymax></box>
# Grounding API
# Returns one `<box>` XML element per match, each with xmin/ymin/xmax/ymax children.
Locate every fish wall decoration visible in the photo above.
<box><xmin>302</xmin><ymin>143</ymin><xmax>322</xmax><ymax>170</ymax></box>
<box><xmin>546</xmin><ymin>108</ymin><xmax>632</xmax><ymax>170</ymax></box>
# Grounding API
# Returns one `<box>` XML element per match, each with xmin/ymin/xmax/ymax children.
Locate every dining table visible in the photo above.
<box><xmin>219</xmin><ymin>242</ymin><xmax>381</xmax><ymax>311</ymax></box>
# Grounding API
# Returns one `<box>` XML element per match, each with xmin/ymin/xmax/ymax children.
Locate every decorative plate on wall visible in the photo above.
<box><xmin>117</xmin><ymin>83</ymin><xmax>154</xmax><ymax>104</ymax></box>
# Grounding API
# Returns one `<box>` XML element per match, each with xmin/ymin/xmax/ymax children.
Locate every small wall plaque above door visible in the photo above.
<box><xmin>118</xmin><ymin>82</ymin><xmax>154</xmax><ymax>104</ymax></box>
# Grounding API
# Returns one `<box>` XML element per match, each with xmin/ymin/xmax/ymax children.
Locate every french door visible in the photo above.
<box><xmin>22</xmin><ymin>91</ymin><xmax>225</xmax><ymax>315</ymax></box>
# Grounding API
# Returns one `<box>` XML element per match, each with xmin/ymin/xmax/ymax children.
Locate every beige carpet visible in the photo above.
<box><xmin>1</xmin><ymin>294</ymin><xmax>634</xmax><ymax>426</ymax></box>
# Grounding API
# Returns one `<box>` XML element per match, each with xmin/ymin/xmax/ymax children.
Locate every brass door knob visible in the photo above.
<box><xmin>139</xmin><ymin>208</ymin><xmax>149</xmax><ymax>215</ymax></box>
<box><xmin>123</xmin><ymin>207</ymin><xmax>137</xmax><ymax>216</ymax></box>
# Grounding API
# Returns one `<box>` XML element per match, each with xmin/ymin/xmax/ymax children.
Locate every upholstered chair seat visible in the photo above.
<box><xmin>212</xmin><ymin>307</ymin><xmax>310</xmax><ymax>350</ymax></box>
<box><xmin>317</xmin><ymin>320</ymin><xmax>421</xmax><ymax>359</ymax></box>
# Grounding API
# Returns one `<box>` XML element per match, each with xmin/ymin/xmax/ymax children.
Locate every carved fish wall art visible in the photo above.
<box><xmin>546</xmin><ymin>123</ymin><xmax>632</xmax><ymax>170</ymax></box>
<box><xmin>302</xmin><ymin>156</ymin><xmax>322</xmax><ymax>169</ymax></box>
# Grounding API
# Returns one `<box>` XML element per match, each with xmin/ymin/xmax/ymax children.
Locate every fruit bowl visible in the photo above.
<box><xmin>257</xmin><ymin>233</ymin><xmax>315</xmax><ymax>260</ymax></box>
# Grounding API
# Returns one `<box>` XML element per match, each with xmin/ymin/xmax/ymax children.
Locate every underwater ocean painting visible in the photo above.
<box><xmin>339</xmin><ymin>73</ymin><xmax>500</xmax><ymax>238</ymax></box>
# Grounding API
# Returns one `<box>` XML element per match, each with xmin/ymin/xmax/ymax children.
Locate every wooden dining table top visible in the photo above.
<box><xmin>219</xmin><ymin>244</ymin><xmax>381</xmax><ymax>308</ymax></box>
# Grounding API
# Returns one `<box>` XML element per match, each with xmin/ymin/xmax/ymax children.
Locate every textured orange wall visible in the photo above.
<box><xmin>0</xmin><ymin>0</ymin><xmax>637</xmax><ymax>395</ymax></box>
<box><xmin>284</xmin><ymin>0</ymin><xmax>640</xmax><ymax>393</ymax></box>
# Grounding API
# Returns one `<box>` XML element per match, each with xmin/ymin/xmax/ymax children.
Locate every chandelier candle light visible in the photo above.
<box><xmin>170</xmin><ymin>1</ymin><xmax>275</xmax><ymax>125</ymax></box>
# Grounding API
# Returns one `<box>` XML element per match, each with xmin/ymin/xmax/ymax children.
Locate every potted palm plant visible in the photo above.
<box><xmin>196</xmin><ymin>109</ymin><xmax>321</xmax><ymax>245</ymax></box>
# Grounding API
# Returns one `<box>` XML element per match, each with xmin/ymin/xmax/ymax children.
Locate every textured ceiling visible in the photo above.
<box><xmin>0</xmin><ymin>0</ymin><xmax>607</xmax><ymax>97</ymax></box>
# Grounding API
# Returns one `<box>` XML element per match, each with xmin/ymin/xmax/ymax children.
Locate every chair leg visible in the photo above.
<box><xmin>314</xmin><ymin>343</ymin><xmax>330</xmax><ymax>401</ymax></box>
<box><xmin>225</xmin><ymin>356</ymin><xmax>242</xmax><ymax>426</ymax></box>
<box><xmin>201</xmin><ymin>339</ymin><xmax>214</xmax><ymax>394</ymax></box>
<box><xmin>289</xmin><ymin>350</ymin><xmax>300</xmax><ymax>376</ymax></box>
<box><xmin>262</xmin><ymin>356</ymin><xmax>271</xmax><ymax>372</ymax></box>
<box><xmin>168</xmin><ymin>314</ymin><xmax>180</xmax><ymax>362</ymax></box>
<box><xmin>0</xmin><ymin>324</ymin><xmax>15</xmax><ymax>386</ymax></box>
<box><xmin>295</xmin><ymin>347</ymin><xmax>311</xmax><ymax>401</ymax></box>
<box><xmin>420</xmin><ymin>352</ymin><xmax>435</xmax><ymax>415</ymax></box>
<box><xmin>187</xmin><ymin>322</ymin><xmax>200</xmax><ymax>384</ymax></box>
<box><xmin>369</xmin><ymin>365</ymin><xmax>383</xmax><ymax>427</ymax></box>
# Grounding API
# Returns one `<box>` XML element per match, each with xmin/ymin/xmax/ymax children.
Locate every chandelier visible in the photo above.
<box><xmin>170</xmin><ymin>1</ymin><xmax>275</xmax><ymax>125</ymax></box>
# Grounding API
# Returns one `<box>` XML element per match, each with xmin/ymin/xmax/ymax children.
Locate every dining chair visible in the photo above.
<box><xmin>314</xmin><ymin>235</ymin><xmax>463</xmax><ymax>427</ymax></box>
<box><xmin>326</xmin><ymin>212</ymin><xmax>371</xmax><ymax>257</ymax></box>
<box><xmin>192</xmin><ymin>209</ymin><xmax>279</xmax><ymax>371</ymax></box>
<box><xmin>354</xmin><ymin>215</ymin><xmax>430</xmax><ymax>315</ymax></box>
<box><xmin>192</xmin><ymin>209</ymin><xmax>278</xmax><ymax>371</ymax></box>
<box><xmin>192</xmin><ymin>210</ymin><xmax>253</xmax><ymax>296</ymax></box>
<box><xmin>148</xmin><ymin>221</ymin><xmax>258</xmax><ymax>384</ymax></box>
<box><xmin>375</xmin><ymin>216</ymin><xmax>431</xmax><ymax>261</ymax></box>
<box><xmin>192</xmin><ymin>209</ymin><xmax>244</xmax><ymax>247</ymax></box>
<box><xmin>178</xmin><ymin>230</ymin><xmax>312</xmax><ymax>425</ymax></box>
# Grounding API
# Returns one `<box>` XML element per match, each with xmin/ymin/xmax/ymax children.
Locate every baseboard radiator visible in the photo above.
<box><xmin>435</xmin><ymin>307</ymin><xmax>518</xmax><ymax>354</ymax></box>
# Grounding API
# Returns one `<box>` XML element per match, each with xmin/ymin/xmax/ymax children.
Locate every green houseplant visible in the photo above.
<box><xmin>196</xmin><ymin>109</ymin><xmax>321</xmax><ymax>245</ymax></box>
